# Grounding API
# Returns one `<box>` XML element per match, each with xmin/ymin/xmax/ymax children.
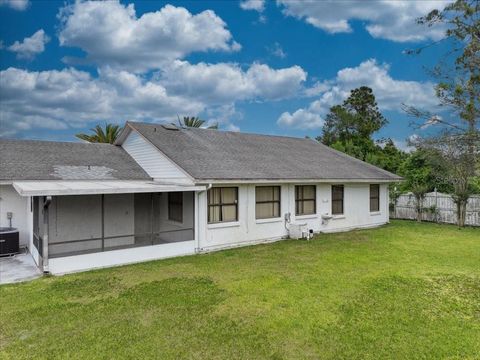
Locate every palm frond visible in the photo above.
<box><xmin>177</xmin><ymin>116</ymin><xmax>218</xmax><ymax>129</ymax></box>
<box><xmin>75</xmin><ymin>123</ymin><xmax>121</xmax><ymax>143</ymax></box>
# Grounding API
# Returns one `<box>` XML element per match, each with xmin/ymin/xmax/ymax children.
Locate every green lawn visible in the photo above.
<box><xmin>1</xmin><ymin>220</ymin><xmax>479</xmax><ymax>359</ymax></box>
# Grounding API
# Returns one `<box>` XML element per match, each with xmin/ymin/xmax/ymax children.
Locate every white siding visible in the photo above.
<box><xmin>0</xmin><ymin>185</ymin><xmax>31</xmax><ymax>248</ymax></box>
<box><xmin>122</xmin><ymin>131</ymin><xmax>193</xmax><ymax>184</ymax></box>
<box><xmin>197</xmin><ymin>183</ymin><xmax>389</xmax><ymax>251</ymax></box>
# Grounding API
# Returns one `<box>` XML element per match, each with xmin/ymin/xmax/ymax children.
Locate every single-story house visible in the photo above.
<box><xmin>0</xmin><ymin>122</ymin><xmax>401</xmax><ymax>275</ymax></box>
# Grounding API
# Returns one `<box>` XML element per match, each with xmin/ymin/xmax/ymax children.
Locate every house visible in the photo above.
<box><xmin>0</xmin><ymin>122</ymin><xmax>401</xmax><ymax>275</ymax></box>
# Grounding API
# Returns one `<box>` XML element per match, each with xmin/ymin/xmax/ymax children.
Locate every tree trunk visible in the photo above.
<box><xmin>457</xmin><ymin>200</ymin><xmax>467</xmax><ymax>227</ymax></box>
<box><xmin>416</xmin><ymin>195</ymin><xmax>423</xmax><ymax>222</ymax></box>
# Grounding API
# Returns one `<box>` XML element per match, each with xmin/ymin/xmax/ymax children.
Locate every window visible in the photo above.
<box><xmin>295</xmin><ymin>185</ymin><xmax>316</xmax><ymax>215</ymax></box>
<box><xmin>208</xmin><ymin>187</ymin><xmax>238</xmax><ymax>223</ymax></box>
<box><xmin>370</xmin><ymin>184</ymin><xmax>380</xmax><ymax>212</ymax></box>
<box><xmin>255</xmin><ymin>186</ymin><xmax>281</xmax><ymax>219</ymax></box>
<box><xmin>332</xmin><ymin>185</ymin><xmax>344</xmax><ymax>215</ymax></box>
<box><xmin>168</xmin><ymin>192</ymin><xmax>183</xmax><ymax>222</ymax></box>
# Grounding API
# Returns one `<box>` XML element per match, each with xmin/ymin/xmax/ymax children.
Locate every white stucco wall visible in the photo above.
<box><xmin>0</xmin><ymin>185</ymin><xmax>31</xmax><ymax>248</ymax></box>
<box><xmin>197</xmin><ymin>183</ymin><xmax>389</xmax><ymax>251</ymax></box>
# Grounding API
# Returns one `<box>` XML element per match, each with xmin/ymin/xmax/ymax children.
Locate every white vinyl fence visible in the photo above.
<box><xmin>390</xmin><ymin>192</ymin><xmax>480</xmax><ymax>226</ymax></box>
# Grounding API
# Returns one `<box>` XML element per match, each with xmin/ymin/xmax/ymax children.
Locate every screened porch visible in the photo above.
<box><xmin>32</xmin><ymin>191</ymin><xmax>195</xmax><ymax>259</ymax></box>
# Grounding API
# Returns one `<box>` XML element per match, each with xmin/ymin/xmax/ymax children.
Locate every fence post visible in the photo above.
<box><xmin>434</xmin><ymin>188</ymin><xmax>438</xmax><ymax>223</ymax></box>
<box><xmin>394</xmin><ymin>186</ymin><xmax>397</xmax><ymax>219</ymax></box>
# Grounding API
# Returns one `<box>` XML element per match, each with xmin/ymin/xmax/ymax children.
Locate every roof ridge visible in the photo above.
<box><xmin>127</xmin><ymin>121</ymin><xmax>315</xmax><ymax>142</ymax></box>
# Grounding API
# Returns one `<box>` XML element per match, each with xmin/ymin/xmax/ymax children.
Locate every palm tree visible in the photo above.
<box><xmin>176</xmin><ymin>116</ymin><xmax>218</xmax><ymax>129</ymax></box>
<box><xmin>75</xmin><ymin>123</ymin><xmax>121</xmax><ymax>144</ymax></box>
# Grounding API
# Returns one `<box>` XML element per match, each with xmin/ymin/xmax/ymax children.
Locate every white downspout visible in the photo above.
<box><xmin>194</xmin><ymin>191</ymin><xmax>199</xmax><ymax>253</ymax></box>
<box><xmin>42</xmin><ymin>196</ymin><xmax>52</xmax><ymax>274</ymax></box>
<box><xmin>195</xmin><ymin>184</ymin><xmax>211</xmax><ymax>253</ymax></box>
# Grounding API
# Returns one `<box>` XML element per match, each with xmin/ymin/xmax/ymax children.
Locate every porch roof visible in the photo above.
<box><xmin>12</xmin><ymin>180</ymin><xmax>205</xmax><ymax>196</ymax></box>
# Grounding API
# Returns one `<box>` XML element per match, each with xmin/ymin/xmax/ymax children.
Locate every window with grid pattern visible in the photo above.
<box><xmin>295</xmin><ymin>185</ymin><xmax>316</xmax><ymax>215</ymax></box>
<box><xmin>331</xmin><ymin>185</ymin><xmax>344</xmax><ymax>215</ymax></box>
<box><xmin>168</xmin><ymin>192</ymin><xmax>183</xmax><ymax>222</ymax></box>
<box><xmin>207</xmin><ymin>187</ymin><xmax>238</xmax><ymax>223</ymax></box>
<box><xmin>370</xmin><ymin>184</ymin><xmax>380</xmax><ymax>212</ymax></box>
<box><xmin>255</xmin><ymin>186</ymin><xmax>281</xmax><ymax>219</ymax></box>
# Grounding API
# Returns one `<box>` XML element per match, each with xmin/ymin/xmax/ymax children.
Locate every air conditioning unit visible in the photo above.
<box><xmin>289</xmin><ymin>223</ymin><xmax>306</xmax><ymax>239</ymax></box>
<box><xmin>289</xmin><ymin>224</ymin><xmax>313</xmax><ymax>240</ymax></box>
<box><xmin>0</xmin><ymin>227</ymin><xmax>19</xmax><ymax>256</ymax></box>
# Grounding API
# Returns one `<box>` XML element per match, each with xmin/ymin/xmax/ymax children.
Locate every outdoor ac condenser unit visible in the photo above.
<box><xmin>289</xmin><ymin>223</ymin><xmax>308</xmax><ymax>239</ymax></box>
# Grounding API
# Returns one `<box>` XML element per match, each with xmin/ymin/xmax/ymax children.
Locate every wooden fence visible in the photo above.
<box><xmin>390</xmin><ymin>192</ymin><xmax>480</xmax><ymax>227</ymax></box>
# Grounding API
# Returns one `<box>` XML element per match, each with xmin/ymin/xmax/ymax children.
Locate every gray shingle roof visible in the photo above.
<box><xmin>0</xmin><ymin>139</ymin><xmax>151</xmax><ymax>181</ymax></box>
<box><xmin>127</xmin><ymin>122</ymin><xmax>402</xmax><ymax>181</ymax></box>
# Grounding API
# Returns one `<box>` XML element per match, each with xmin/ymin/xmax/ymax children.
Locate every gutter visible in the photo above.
<box><xmin>196</xmin><ymin>178</ymin><xmax>402</xmax><ymax>185</ymax></box>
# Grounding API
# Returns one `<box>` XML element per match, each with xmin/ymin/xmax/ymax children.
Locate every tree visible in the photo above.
<box><xmin>316</xmin><ymin>87</ymin><xmax>407</xmax><ymax>173</ymax></box>
<box><xmin>75</xmin><ymin>123</ymin><xmax>121</xmax><ymax>144</ymax></box>
<box><xmin>398</xmin><ymin>151</ymin><xmax>437</xmax><ymax>222</ymax></box>
<box><xmin>176</xmin><ymin>116</ymin><xmax>218</xmax><ymax>129</ymax></box>
<box><xmin>403</xmin><ymin>0</ymin><xmax>480</xmax><ymax>226</ymax></box>
<box><xmin>377</xmin><ymin>139</ymin><xmax>408</xmax><ymax>174</ymax></box>
<box><xmin>412</xmin><ymin>133</ymin><xmax>479</xmax><ymax>226</ymax></box>
<box><xmin>344</xmin><ymin>86</ymin><xmax>389</xmax><ymax>139</ymax></box>
<box><xmin>319</xmin><ymin>87</ymin><xmax>387</xmax><ymax>148</ymax></box>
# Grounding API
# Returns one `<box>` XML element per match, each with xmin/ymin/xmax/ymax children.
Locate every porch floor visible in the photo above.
<box><xmin>0</xmin><ymin>250</ymin><xmax>42</xmax><ymax>285</ymax></box>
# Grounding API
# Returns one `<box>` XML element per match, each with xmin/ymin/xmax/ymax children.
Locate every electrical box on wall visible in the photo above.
<box><xmin>6</xmin><ymin>212</ymin><xmax>13</xmax><ymax>228</ymax></box>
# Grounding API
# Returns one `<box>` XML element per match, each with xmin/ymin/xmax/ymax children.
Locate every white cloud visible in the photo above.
<box><xmin>7</xmin><ymin>29</ymin><xmax>49</xmax><ymax>60</ymax></box>
<box><xmin>58</xmin><ymin>1</ymin><xmax>240</xmax><ymax>72</ymax></box>
<box><xmin>268</xmin><ymin>42</ymin><xmax>286</xmax><ymax>58</ymax></box>
<box><xmin>0</xmin><ymin>60</ymin><xmax>307</xmax><ymax>135</ymax></box>
<box><xmin>240</xmin><ymin>0</ymin><xmax>267</xmax><ymax>24</ymax></box>
<box><xmin>0</xmin><ymin>0</ymin><xmax>29</xmax><ymax>11</ymax></box>
<box><xmin>277</xmin><ymin>109</ymin><xmax>324</xmax><ymax>129</ymax></box>
<box><xmin>0</xmin><ymin>67</ymin><xmax>203</xmax><ymax>135</ymax></box>
<box><xmin>258</xmin><ymin>14</ymin><xmax>267</xmax><ymax>24</ymax></box>
<box><xmin>332</xmin><ymin>59</ymin><xmax>438</xmax><ymax>110</ymax></box>
<box><xmin>205</xmin><ymin>104</ymin><xmax>242</xmax><ymax>131</ymax></box>
<box><xmin>1</xmin><ymin>0</ymin><xmax>311</xmax><ymax>136</ymax></box>
<box><xmin>277</xmin><ymin>0</ymin><xmax>449</xmax><ymax>42</ymax></box>
<box><xmin>303</xmin><ymin>81</ymin><xmax>330</xmax><ymax>97</ymax></box>
<box><xmin>277</xmin><ymin>59</ymin><xmax>437</xmax><ymax>129</ymax></box>
<box><xmin>240</xmin><ymin>0</ymin><xmax>265</xmax><ymax>12</ymax></box>
<box><xmin>226</xmin><ymin>124</ymin><xmax>241</xmax><ymax>132</ymax></box>
<box><xmin>159</xmin><ymin>60</ymin><xmax>307</xmax><ymax>104</ymax></box>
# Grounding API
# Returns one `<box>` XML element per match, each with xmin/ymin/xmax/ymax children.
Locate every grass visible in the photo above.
<box><xmin>0</xmin><ymin>220</ymin><xmax>479</xmax><ymax>359</ymax></box>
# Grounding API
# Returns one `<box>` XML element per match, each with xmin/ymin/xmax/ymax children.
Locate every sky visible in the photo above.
<box><xmin>0</xmin><ymin>0</ymin><xmax>453</xmax><ymax>148</ymax></box>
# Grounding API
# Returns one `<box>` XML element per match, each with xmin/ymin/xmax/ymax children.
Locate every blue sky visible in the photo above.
<box><xmin>0</xmin><ymin>0</ymin><xmax>452</xmax><ymax>148</ymax></box>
